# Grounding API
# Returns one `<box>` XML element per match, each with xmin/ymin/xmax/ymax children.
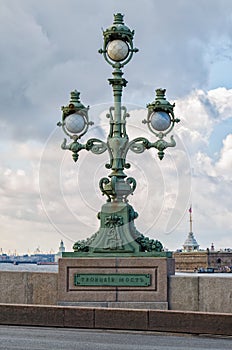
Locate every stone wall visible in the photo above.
<box><xmin>0</xmin><ymin>304</ymin><xmax>231</xmax><ymax>336</ymax></box>
<box><xmin>0</xmin><ymin>271</ymin><xmax>57</xmax><ymax>305</ymax></box>
<box><xmin>0</xmin><ymin>271</ymin><xmax>232</xmax><ymax>314</ymax></box>
<box><xmin>169</xmin><ymin>275</ymin><xmax>232</xmax><ymax>313</ymax></box>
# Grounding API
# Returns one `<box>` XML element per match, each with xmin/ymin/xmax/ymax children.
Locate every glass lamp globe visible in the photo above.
<box><xmin>107</xmin><ymin>39</ymin><xmax>129</xmax><ymax>62</ymax></box>
<box><xmin>150</xmin><ymin>111</ymin><xmax>171</xmax><ymax>131</ymax></box>
<box><xmin>65</xmin><ymin>113</ymin><xmax>85</xmax><ymax>134</ymax></box>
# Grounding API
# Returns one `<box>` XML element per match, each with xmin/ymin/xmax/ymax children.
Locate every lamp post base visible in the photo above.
<box><xmin>73</xmin><ymin>201</ymin><xmax>164</xmax><ymax>256</ymax></box>
<box><xmin>88</xmin><ymin>201</ymin><xmax>141</xmax><ymax>254</ymax></box>
<box><xmin>58</xmin><ymin>256</ymin><xmax>175</xmax><ymax>309</ymax></box>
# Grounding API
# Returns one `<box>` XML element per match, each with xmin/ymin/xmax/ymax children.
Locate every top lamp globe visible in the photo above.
<box><xmin>150</xmin><ymin>111</ymin><xmax>171</xmax><ymax>132</ymax></box>
<box><xmin>65</xmin><ymin>113</ymin><xmax>86</xmax><ymax>134</ymax></box>
<box><xmin>107</xmin><ymin>39</ymin><xmax>129</xmax><ymax>62</ymax></box>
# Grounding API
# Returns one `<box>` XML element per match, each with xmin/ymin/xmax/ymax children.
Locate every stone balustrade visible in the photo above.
<box><xmin>0</xmin><ymin>271</ymin><xmax>232</xmax><ymax>313</ymax></box>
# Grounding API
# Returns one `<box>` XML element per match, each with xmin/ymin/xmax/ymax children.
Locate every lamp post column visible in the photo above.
<box><xmin>110</xmin><ymin>68</ymin><xmax>127</xmax><ymax>138</ymax></box>
<box><xmin>106</xmin><ymin>67</ymin><xmax>129</xmax><ymax>189</ymax></box>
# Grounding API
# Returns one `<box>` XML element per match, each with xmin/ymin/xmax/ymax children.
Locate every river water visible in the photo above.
<box><xmin>0</xmin><ymin>264</ymin><xmax>232</xmax><ymax>277</ymax></box>
<box><xmin>176</xmin><ymin>272</ymin><xmax>232</xmax><ymax>277</ymax></box>
<box><xmin>0</xmin><ymin>263</ymin><xmax>58</xmax><ymax>272</ymax></box>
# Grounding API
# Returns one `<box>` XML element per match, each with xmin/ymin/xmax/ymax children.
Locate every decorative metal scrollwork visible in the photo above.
<box><xmin>128</xmin><ymin>137</ymin><xmax>151</xmax><ymax>154</ymax></box>
<box><xmin>86</xmin><ymin>138</ymin><xmax>107</xmax><ymax>154</ymax></box>
<box><xmin>99</xmin><ymin>177</ymin><xmax>112</xmax><ymax>202</ymax></box>
<box><xmin>125</xmin><ymin>177</ymin><xmax>137</xmax><ymax>201</ymax></box>
<box><xmin>150</xmin><ymin>135</ymin><xmax>176</xmax><ymax>160</ymax></box>
<box><xmin>61</xmin><ymin>138</ymin><xmax>85</xmax><ymax>162</ymax></box>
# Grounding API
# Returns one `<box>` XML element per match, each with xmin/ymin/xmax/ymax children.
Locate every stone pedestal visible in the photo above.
<box><xmin>58</xmin><ymin>257</ymin><xmax>175</xmax><ymax>309</ymax></box>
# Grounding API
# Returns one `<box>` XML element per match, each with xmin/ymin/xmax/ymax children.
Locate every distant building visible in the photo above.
<box><xmin>55</xmin><ymin>240</ymin><xmax>65</xmax><ymax>262</ymax></box>
<box><xmin>173</xmin><ymin>206</ymin><xmax>232</xmax><ymax>272</ymax></box>
<box><xmin>182</xmin><ymin>206</ymin><xmax>200</xmax><ymax>252</ymax></box>
<box><xmin>174</xmin><ymin>250</ymin><xmax>232</xmax><ymax>272</ymax></box>
<box><xmin>183</xmin><ymin>232</ymin><xmax>199</xmax><ymax>252</ymax></box>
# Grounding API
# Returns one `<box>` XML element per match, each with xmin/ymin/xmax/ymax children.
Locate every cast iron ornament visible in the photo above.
<box><xmin>57</xmin><ymin>14</ymin><xmax>180</xmax><ymax>255</ymax></box>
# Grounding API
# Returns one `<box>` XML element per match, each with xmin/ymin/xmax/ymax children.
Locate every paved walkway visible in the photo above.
<box><xmin>0</xmin><ymin>325</ymin><xmax>231</xmax><ymax>349</ymax></box>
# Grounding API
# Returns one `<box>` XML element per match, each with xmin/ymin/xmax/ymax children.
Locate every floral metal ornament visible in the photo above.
<box><xmin>104</xmin><ymin>214</ymin><xmax>123</xmax><ymax>228</ymax></box>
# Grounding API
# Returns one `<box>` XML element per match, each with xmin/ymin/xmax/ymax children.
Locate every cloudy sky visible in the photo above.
<box><xmin>0</xmin><ymin>0</ymin><xmax>232</xmax><ymax>254</ymax></box>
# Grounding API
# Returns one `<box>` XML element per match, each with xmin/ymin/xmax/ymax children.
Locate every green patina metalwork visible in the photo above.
<box><xmin>74</xmin><ymin>273</ymin><xmax>151</xmax><ymax>287</ymax></box>
<box><xmin>57</xmin><ymin>14</ymin><xmax>180</xmax><ymax>256</ymax></box>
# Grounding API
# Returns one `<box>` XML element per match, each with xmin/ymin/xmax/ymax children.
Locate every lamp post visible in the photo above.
<box><xmin>57</xmin><ymin>13</ymin><xmax>180</xmax><ymax>256</ymax></box>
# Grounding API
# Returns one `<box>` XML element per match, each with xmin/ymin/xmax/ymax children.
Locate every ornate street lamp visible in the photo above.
<box><xmin>57</xmin><ymin>13</ymin><xmax>180</xmax><ymax>255</ymax></box>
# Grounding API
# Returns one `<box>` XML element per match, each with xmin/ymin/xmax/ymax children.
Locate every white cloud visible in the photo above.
<box><xmin>215</xmin><ymin>134</ymin><xmax>232</xmax><ymax>179</ymax></box>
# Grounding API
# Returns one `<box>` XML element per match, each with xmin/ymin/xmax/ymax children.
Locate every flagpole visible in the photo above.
<box><xmin>189</xmin><ymin>206</ymin><xmax>193</xmax><ymax>232</ymax></box>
